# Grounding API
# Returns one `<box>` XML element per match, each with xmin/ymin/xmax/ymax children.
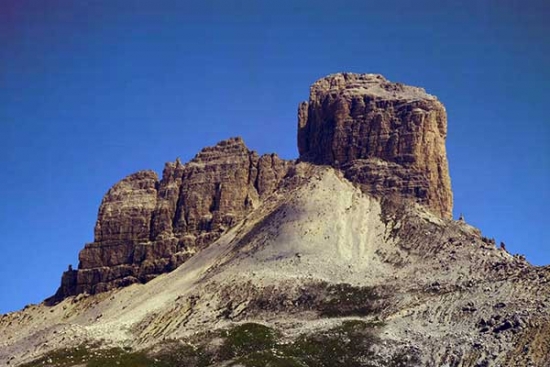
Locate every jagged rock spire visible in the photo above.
<box><xmin>49</xmin><ymin>137</ymin><xmax>291</xmax><ymax>302</ymax></box>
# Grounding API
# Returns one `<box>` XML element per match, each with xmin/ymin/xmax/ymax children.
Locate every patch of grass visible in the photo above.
<box><xmin>87</xmin><ymin>348</ymin><xmax>151</xmax><ymax>367</ymax></box>
<box><xmin>151</xmin><ymin>341</ymin><xmax>213</xmax><ymax>367</ymax></box>
<box><xmin>222</xmin><ymin>320</ymin><xmax>387</xmax><ymax>367</ymax></box>
<box><xmin>219</xmin><ymin>322</ymin><xmax>278</xmax><ymax>360</ymax></box>
<box><xmin>19</xmin><ymin>345</ymin><xmax>96</xmax><ymax>367</ymax></box>
<box><xmin>18</xmin><ymin>345</ymin><xmax>153</xmax><ymax>367</ymax></box>
<box><xmin>282</xmin><ymin>320</ymin><xmax>380</xmax><ymax>367</ymax></box>
<box><xmin>19</xmin><ymin>320</ymin><xmax>415</xmax><ymax>367</ymax></box>
<box><xmin>319</xmin><ymin>283</ymin><xmax>383</xmax><ymax>317</ymax></box>
<box><xmin>231</xmin><ymin>350</ymin><xmax>307</xmax><ymax>367</ymax></box>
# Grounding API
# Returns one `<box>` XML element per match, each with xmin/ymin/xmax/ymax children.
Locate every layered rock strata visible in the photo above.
<box><xmin>298</xmin><ymin>73</ymin><xmax>453</xmax><ymax>218</ymax></box>
<box><xmin>51</xmin><ymin>72</ymin><xmax>454</xmax><ymax>301</ymax></box>
<box><xmin>51</xmin><ymin>138</ymin><xmax>291</xmax><ymax>301</ymax></box>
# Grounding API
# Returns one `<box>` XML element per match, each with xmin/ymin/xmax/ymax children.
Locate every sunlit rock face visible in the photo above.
<box><xmin>51</xmin><ymin>73</ymin><xmax>454</xmax><ymax>302</ymax></box>
<box><xmin>51</xmin><ymin>137</ymin><xmax>291</xmax><ymax>300</ymax></box>
<box><xmin>298</xmin><ymin>73</ymin><xmax>453</xmax><ymax>219</ymax></box>
<box><xmin>6</xmin><ymin>74</ymin><xmax>550</xmax><ymax>367</ymax></box>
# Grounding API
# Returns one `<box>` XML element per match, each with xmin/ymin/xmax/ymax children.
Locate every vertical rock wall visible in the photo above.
<box><xmin>298</xmin><ymin>73</ymin><xmax>453</xmax><ymax>218</ymax></box>
<box><xmin>50</xmin><ymin>138</ymin><xmax>291</xmax><ymax>301</ymax></box>
<box><xmin>50</xmin><ymin>73</ymin><xmax>455</xmax><ymax>302</ymax></box>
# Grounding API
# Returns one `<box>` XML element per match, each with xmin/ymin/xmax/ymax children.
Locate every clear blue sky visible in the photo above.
<box><xmin>1</xmin><ymin>0</ymin><xmax>548</xmax><ymax>314</ymax></box>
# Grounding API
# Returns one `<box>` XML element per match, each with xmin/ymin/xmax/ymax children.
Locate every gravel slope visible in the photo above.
<box><xmin>1</xmin><ymin>165</ymin><xmax>549</xmax><ymax>366</ymax></box>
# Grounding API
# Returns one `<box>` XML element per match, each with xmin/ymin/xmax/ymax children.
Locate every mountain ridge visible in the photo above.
<box><xmin>1</xmin><ymin>73</ymin><xmax>548</xmax><ymax>367</ymax></box>
<box><xmin>50</xmin><ymin>72</ymin><xmax>454</xmax><ymax>303</ymax></box>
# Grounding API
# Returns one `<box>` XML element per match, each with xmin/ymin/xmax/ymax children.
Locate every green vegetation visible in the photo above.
<box><xmin>87</xmin><ymin>348</ymin><xmax>151</xmax><ymax>367</ymax></box>
<box><xmin>152</xmin><ymin>341</ymin><xmax>213</xmax><ymax>367</ymax></box>
<box><xmin>282</xmin><ymin>320</ymin><xmax>381</xmax><ymax>367</ymax></box>
<box><xmin>18</xmin><ymin>344</ymin><xmax>204</xmax><ymax>367</ymax></box>
<box><xmin>18</xmin><ymin>345</ymin><xmax>152</xmax><ymax>367</ymax></box>
<box><xmin>224</xmin><ymin>320</ymin><xmax>386</xmax><ymax>367</ymax></box>
<box><xmin>19</xmin><ymin>320</ymin><xmax>419</xmax><ymax>367</ymax></box>
<box><xmin>231</xmin><ymin>350</ymin><xmax>307</xmax><ymax>367</ymax></box>
<box><xmin>219</xmin><ymin>322</ymin><xmax>278</xmax><ymax>359</ymax></box>
<box><xmin>319</xmin><ymin>283</ymin><xmax>383</xmax><ymax>317</ymax></box>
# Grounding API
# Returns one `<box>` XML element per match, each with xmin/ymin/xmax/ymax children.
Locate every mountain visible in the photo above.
<box><xmin>1</xmin><ymin>73</ymin><xmax>548</xmax><ymax>367</ymax></box>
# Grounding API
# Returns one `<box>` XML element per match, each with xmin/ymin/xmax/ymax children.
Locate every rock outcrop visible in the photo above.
<box><xmin>50</xmin><ymin>137</ymin><xmax>291</xmax><ymax>301</ymax></box>
<box><xmin>7</xmin><ymin>73</ymin><xmax>550</xmax><ymax>367</ymax></box>
<box><xmin>298</xmin><ymin>73</ymin><xmax>453</xmax><ymax>218</ymax></box>
<box><xmin>51</xmin><ymin>73</ymin><xmax>454</xmax><ymax>302</ymax></box>
<box><xmin>7</xmin><ymin>166</ymin><xmax>549</xmax><ymax>367</ymax></box>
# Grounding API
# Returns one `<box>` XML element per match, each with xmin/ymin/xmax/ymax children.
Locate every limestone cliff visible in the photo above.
<box><xmin>51</xmin><ymin>137</ymin><xmax>291</xmax><ymax>301</ymax></box>
<box><xmin>51</xmin><ymin>73</ymin><xmax>453</xmax><ymax>301</ymax></box>
<box><xmin>298</xmin><ymin>73</ymin><xmax>453</xmax><ymax>218</ymax></box>
<box><xmin>3</xmin><ymin>74</ymin><xmax>549</xmax><ymax>367</ymax></box>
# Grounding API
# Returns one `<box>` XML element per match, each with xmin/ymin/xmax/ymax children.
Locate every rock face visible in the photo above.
<box><xmin>50</xmin><ymin>137</ymin><xmax>291</xmax><ymax>301</ymax></box>
<box><xmin>7</xmin><ymin>167</ymin><xmax>549</xmax><ymax>367</ymax></box>
<box><xmin>51</xmin><ymin>73</ymin><xmax>454</xmax><ymax>301</ymax></box>
<box><xmin>8</xmin><ymin>73</ymin><xmax>550</xmax><ymax>367</ymax></box>
<box><xmin>298</xmin><ymin>73</ymin><xmax>453</xmax><ymax>218</ymax></box>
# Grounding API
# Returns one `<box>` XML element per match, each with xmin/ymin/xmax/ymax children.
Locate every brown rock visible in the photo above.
<box><xmin>49</xmin><ymin>73</ymin><xmax>454</xmax><ymax>302</ymax></box>
<box><xmin>93</xmin><ymin>170</ymin><xmax>159</xmax><ymax>243</ymax></box>
<box><xmin>298</xmin><ymin>73</ymin><xmax>453</xmax><ymax>218</ymax></box>
<box><xmin>49</xmin><ymin>137</ymin><xmax>291</xmax><ymax>301</ymax></box>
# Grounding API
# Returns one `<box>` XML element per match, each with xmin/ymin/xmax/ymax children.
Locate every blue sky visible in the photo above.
<box><xmin>1</xmin><ymin>0</ymin><xmax>548</xmax><ymax>314</ymax></box>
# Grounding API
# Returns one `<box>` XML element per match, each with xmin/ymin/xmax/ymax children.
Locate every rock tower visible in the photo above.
<box><xmin>298</xmin><ymin>73</ymin><xmax>452</xmax><ymax>218</ymax></box>
<box><xmin>50</xmin><ymin>73</ymin><xmax>453</xmax><ymax>301</ymax></box>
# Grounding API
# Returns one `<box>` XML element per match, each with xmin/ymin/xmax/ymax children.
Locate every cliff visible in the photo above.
<box><xmin>50</xmin><ymin>73</ymin><xmax>454</xmax><ymax>302</ymax></box>
<box><xmin>298</xmin><ymin>73</ymin><xmax>452</xmax><ymax>218</ymax></box>
<box><xmin>51</xmin><ymin>137</ymin><xmax>291</xmax><ymax>300</ymax></box>
<box><xmin>2</xmin><ymin>73</ymin><xmax>549</xmax><ymax>367</ymax></box>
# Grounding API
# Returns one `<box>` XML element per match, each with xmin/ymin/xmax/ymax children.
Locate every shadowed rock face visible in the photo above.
<box><xmin>50</xmin><ymin>138</ymin><xmax>291</xmax><ymax>301</ymax></box>
<box><xmin>298</xmin><ymin>73</ymin><xmax>453</xmax><ymax>218</ymax></box>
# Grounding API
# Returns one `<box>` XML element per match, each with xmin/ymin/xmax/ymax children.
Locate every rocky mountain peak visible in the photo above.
<box><xmin>190</xmin><ymin>136</ymin><xmax>250</xmax><ymax>164</ymax></box>
<box><xmin>49</xmin><ymin>137</ymin><xmax>291</xmax><ymax>302</ymax></box>
<box><xmin>308</xmin><ymin>72</ymin><xmax>436</xmax><ymax>102</ymax></box>
<box><xmin>49</xmin><ymin>73</ymin><xmax>453</xmax><ymax>302</ymax></box>
<box><xmin>3</xmin><ymin>74</ymin><xmax>550</xmax><ymax>367</ymax></box>
<box><xmin>298</xmin><ymin>72</ymin><xmax>453</xmax><ymax>218</ymax></box>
